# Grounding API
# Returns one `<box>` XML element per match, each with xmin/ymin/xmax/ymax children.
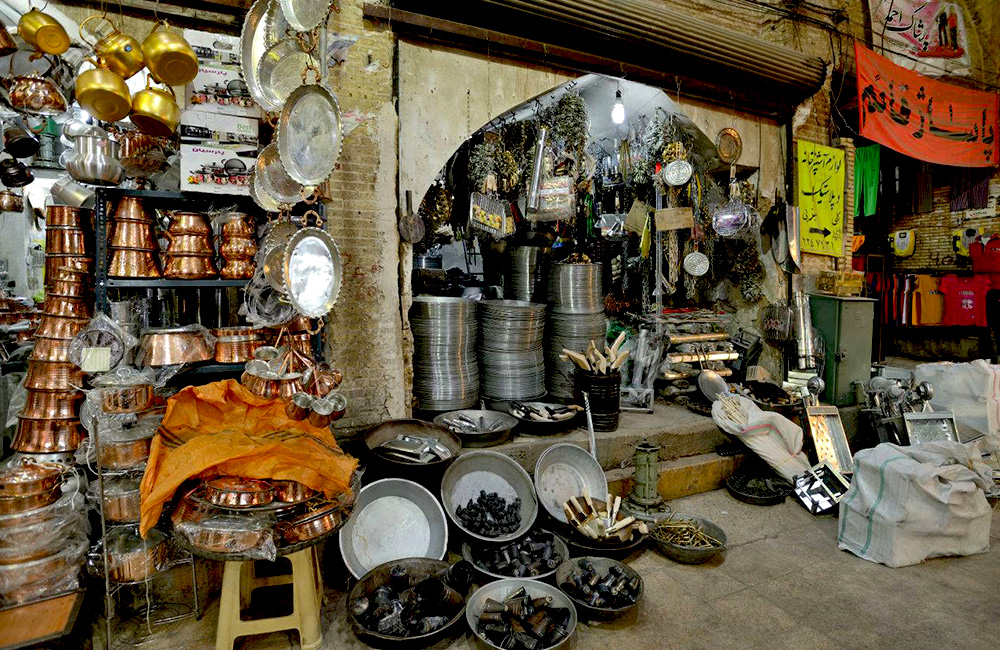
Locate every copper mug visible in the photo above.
<box><xmin>108</xmin><ymin>248</ymin><xmax>161</xmax><ymax>278</ymax></box>
<box><xmin>109</xmin><ymin>219</ymin><xmax>157</xmax><ymax>250</ymax></box>
<box><xmin>220</xmin><ymin>259</ymin><xmax>256</xmax><ymax>280</ymax></box>
<box><xmin>162</xmin><ymin>253</ymin><xmax>216</xmax><ymax>279</ymax></box>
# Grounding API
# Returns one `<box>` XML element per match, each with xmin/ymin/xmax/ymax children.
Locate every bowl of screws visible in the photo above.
<box><xmin>555</xmin><ymin>557</ymin><xmax>643</xmax><ymax>621</ymax></box>
<box><xmin>650</xmin><ymin>514</ymin><xmax>726</xmax><ymax>564</ymax></box>
<box><xmin>441</xmin><ymin>450</ymin><xmax>538</xmax><ymax>543</ymax></box>
<box><xmin>467</xmin><ymin>579</ymin><xmax>577</xmax><ymax>650</ymax></box>
<box><xmin>463</xmin><ymin>530</ymin><xmax>568</xmax><ymax>582</ymax></box>
<box><xmin>348</xmin><ymin>557</ymin><xmax>474</xmax><ymax>645</ymax></box>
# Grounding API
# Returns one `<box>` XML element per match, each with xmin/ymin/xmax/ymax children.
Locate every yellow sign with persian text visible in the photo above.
<box><xmin>797</xmin><ymin>141</ymin><xmax>845</xmax><ymax>257</ymax></box>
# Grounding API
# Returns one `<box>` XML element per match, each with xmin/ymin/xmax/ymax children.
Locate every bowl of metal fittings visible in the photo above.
<box><xmin>462</xmin><ymin>529</ymin><xmax>568</xmax><ymax>582</ymax></box>
<box><xmin>560</xmin><ymin>496</ymin><xmax>649</xmax><ymax>558</ymax></box>
<box><xmin>555</xmin><ymin>557</ymin><xmax>643</xmax><ymax>621</ymax></box>
<box><xmin>433</xmin><ymin>409</ymin><xmax>517</xmax><ymax>448</ymax></box>
<box><xmin>504</xmin><ymin>401</ymin><xmax>582</xmax><ymax>436</ymax></box>
<box><xmin>348</xmin><ymin>557</ymin><xmax>473</xmax><ymax>646</ymax></box>
<box><xmin>441</xmin><ymin>450</ymin><xmax>538</xmax><ymax>543</ymax></box>
<box><xmin>365</xmin><ymin>419</ymin><xmax>461</xmax><ymax>485</ymax></box>
<box><xmin>650</xmin><ymin>514</ymin><xmax>726</xmax><ymax>564</ymax></box>
<box><xmin>466</xmin><ymin>579</ymin><xmax>577</xmax><ymax>650</ymax></box>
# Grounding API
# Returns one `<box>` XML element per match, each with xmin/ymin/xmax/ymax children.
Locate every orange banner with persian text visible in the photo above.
<box><xmin>855</xmin><ymin>43</ymin><xmax>998</xmax><ymax>167</ymax></box>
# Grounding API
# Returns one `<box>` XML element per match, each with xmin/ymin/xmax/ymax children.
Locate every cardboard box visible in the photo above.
<box><xmin>179</xmin><ymin>109</ymin><xmax>258</xmax><ymax>147</ymax></box>
<box><xmin>185</xmin><ymin>62</ymin><xmax>260</xmax><ymax>119</ymax></box>
<box><xmin>180</xmin><ymin>143</ymin><xmax>255</xmax><ymax>195</ymax></box>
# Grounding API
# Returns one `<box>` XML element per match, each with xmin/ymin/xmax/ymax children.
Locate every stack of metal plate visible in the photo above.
<box><xmin>507</xmin><ymin>246</ymin><xmax>547</xmax><ymax>302</ymax></box>
<box><xmin>546</xmin><ymin>262</ymin><xmax>605</xmax><ymax>399</ymax></box>
<box><xmin>411</xmin><ymin>296</ymin><xmax>478</xmax><ymax>411</ymax></box>
<box><xmin>478</xmin><ymin>300</ymin><xmax>547</xmax><ymax>400</ymax></box>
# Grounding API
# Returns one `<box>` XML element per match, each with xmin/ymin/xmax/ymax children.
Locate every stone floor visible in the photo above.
<box><xmin>122</xmin><ymin>489</ymin><xmax>1000</xmax><ymax>650</ymax></box>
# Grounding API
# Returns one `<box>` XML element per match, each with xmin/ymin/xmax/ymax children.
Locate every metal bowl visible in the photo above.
<box><xmin>650</xmin><ymin>514</ymin><xmax>727</xmax><ymax>565</ymax></box>
<box><xmin>534</xmin><ymin>443</ymin><xmax>608</xmax><ymax>524</ymax></box>
<box><xmin>554</xmin><ymin>556</ymin><xmax>643</xmax><ymax>621</ymax></box>
<box><xmin>440</xmin><ymin>450</ymin><xmax>538</xmax><ymax>543</ymax></box>
<box><xmin>461</xmin><ymin>530</ymin><xmax>569</xmax><ymax>583</ymax></box>
<box><xmin>364</xmin><ymin>419</ymin><xmax>461</xmax><ymax>486</ymax></box>
<box><xmin>339</xmin><ymin>478</ymin><xmax>448</xmax><ymax>579</ymax></box>
<box><xmin>497</xmin><ymin>401</ymin><xmax>580</xmax><ymax>436</ymax></box>
<box><xmin>348</xmin><ymin>558</ymin><xmax>469</xmax><ymax>646</ymax></box>
<box><xmin>466</xmin><ymin>578</ymin><xmax>577</xmax><ymax>650</ymax></box>
<box><xmin>433</xmin><ymin>409</ymin><xmax>517</xmax><ymax>447</ymax></box>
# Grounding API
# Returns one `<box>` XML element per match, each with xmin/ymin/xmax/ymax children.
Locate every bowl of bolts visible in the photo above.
<box><xmin>555</xmin><ymin>556</ymin><xmax>643</xmax><ymax>621</ymax></box>
<box><xmin>650</xmin><ymin>513</ymin><xmax>726</xmax><ymax>564</ymax></box>
<box><xmin>462</xmin><ymin>529</ymin><xmax>569</xmax><ymax>583</ymax></box>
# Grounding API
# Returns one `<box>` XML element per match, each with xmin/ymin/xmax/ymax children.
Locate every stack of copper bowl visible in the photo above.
<box><xmin>212</xmin><ymin>326</ymin><xmax>265</xmax><ymax>363</ymax></box>
<box><xmin>162</xmin><ymin>211</ymin><xmax>216</xmax><ymax>279</ymax></box>
<box><xmin>218</xmin><ymin>213</ymin><xmax>257</xmax><ymax>279</ymax></box>
<box><xmin>15</xmin><ymin>207</ymin><xmax>96</xmax><ymax>455</ymax></box>
<box><xmin>108</xmin><ymin>196</ymin><xmax>160</xmax><ymax>278</ymax></box>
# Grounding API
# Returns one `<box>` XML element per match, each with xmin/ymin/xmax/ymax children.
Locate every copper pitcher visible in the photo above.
<box><xmin>220</xmin><ymin>259</ymin><xmax>256</xmax><ymax>280</ymax></box>
<box><xmin>108</xmin><ymin>248</ymin><xmax>160</xmax><ymax>278</ymax></box>
<box><xmin>218</xmin><ymin>235</ymin><xmax>256</xmax><ymax>260</ymax></box>
<box><xmin>163</xmin><ymin>231</ymin><xmax>213</xmax><ymax>255</ymax></box>
<box><xmin>109</xmin><ymin>219</ymin><xmax>157</xmax><ymax>250</ymax></box>
<box><xmin>221</xmin><ymin>213</ymin><xmax>255</xmax><ymax>237</ymax></box>
<box><xmin>165</xmin><ymin>211</ymin><xmax>211</xmax><ymax>236</ymax></box>
<box><xmin>113</xmin><ymin>196</ymin><xmax>153</xmax><ymax>223</ymax></box>
<box><xmin>162</xmin><ymin>253</ymin><xmax>216</xmax><ymax>279</ymax></box>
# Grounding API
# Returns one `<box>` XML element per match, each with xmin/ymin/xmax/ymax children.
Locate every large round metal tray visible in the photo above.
<box><xmin>248</xmin><ymin>168</ymin><xmax>281</xmax><ymax>212</ymax></box>
<box><xmin>534</xmin><ymin>443</ymin><xmax>608</xmax><ymax>524</ymax></box>
<box><xmin>466</xmin><ymin>578</ymin><xmax>577</xmax><ymax>650</ymax></box>
<box><xmin>256</xmin><ymin>39</ymin><xmax>317</xmax><ymax>113</ymax></box>
<box><xmin>440</xmin><ymin>450</ymin><xmax>537</xmax><ymax>543</ymax></box>
<box><xmin>254</xmin><ymin>143</ymin><xmax>303</xmax><ymax>206</ymax></box>
<box><xmin>338</xmin><ymin>478</ymin><xmax>448</xmax><ymax>579</ymax></box>
<box><xmin>282</xmin><ymin>227</ymin><xmax>343</xmax><ymax>318</ymax></box>
<box><xmin>240</xmin><ymin>0</ymin><xmax>286</xmax><ymax>111</ymax></box>
<box><xmin>279</xmin><ymin>0</ymin><xmax>328</xmax><ymax>32</ymax></box>
<box><xmin>276</xmin><ymin>84</ymin><xmax>342</xmax><ymax>188</ymax></box>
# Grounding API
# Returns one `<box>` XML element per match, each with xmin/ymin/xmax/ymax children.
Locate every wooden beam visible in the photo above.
<box><xmin>56</xmin><ymin>0</ymin><xmax>244</xmax><ymax>33</ymax></box>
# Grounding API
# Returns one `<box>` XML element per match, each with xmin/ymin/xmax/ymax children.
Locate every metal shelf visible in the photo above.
<box><xmin>104</xmin><ymin>278</ymin><xmax>249</xmax><ymax>289</ymax></box>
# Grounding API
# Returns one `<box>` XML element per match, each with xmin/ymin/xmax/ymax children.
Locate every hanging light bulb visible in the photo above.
<box><xmin>611</xmin><ymin>89</ymin><xmax>625</xmax><ymax>124</ymax></box>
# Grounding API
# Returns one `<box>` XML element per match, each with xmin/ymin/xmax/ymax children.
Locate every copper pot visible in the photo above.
<box><xmin>0</xmin><ymin>464</ymin><xmax>62</xmax><ymax>498</ymax></box>
<box><xmin>0</xmin><ymin>18</ymin><xmax>17</xmax><ymax>57</ymax></box>
<box><xmin>44</xmin><ymin>255</ymin><xmax>92</xmax><ymax>281</ymax></box>
<box><xmin>98</xmin><ymin>433</ymin><xmax>153</xmax><ymax>470</ymax></box>
<box><xmin>308</xmin><ymin>398</ymin><xmax>335</xmax><ymax>428</ymax></box>
<box><xmin>203</xmin><ymin>477</ymin><xmax>274</xmax><ymax>508</ymax></box>
<box><xmin>164</xmin><ymin>232</ymin><xmax>213</xmax><ymax>255</ymax></box>
<box><xmin>220</xmin><ymin>259</ymin><xmax>256</xmax><ymax>280</ymax></box>
<box><xmin>20</xmin><ymin>390</ymin><xmax>83</xmax><ymax>419</ymax></box>
<box><xmin>45</xmin><ymin>227</ymin><xmax>91</xmax><ymax>255</ymax></box>
<box><xmin>35</xmin><ymin>314</ymin><xmax>89</xmax><ymax>339</ymax></box>
<box><xmin>107</xmin><ymin>529</ymin><xmax>168</xmax><ymax>583</ymax></box>
<box><xmin>240</xmin><ymin>369</ymin><xmax>278</xmax><ymax>398</ymax></box>
<box><xmin>272</xmin><ymin>479</ymin><xmax>317</xmax><ymax>504</ymax></box>
<box><xmin>99</xmin><ymin>384</ymin><xmax>154</xmax><ymax>414</ymax></box>
<box><xmin>42</xmin><ymin>296</ymin><xmax>91</xmax><ymax>319</ymax></box>
<box><xmin>113</xmin><ymin>196</ymin><xmax>153</xmax><ymax>223</ymax></box>
<box><xmin>309</xmin><ymin>364</ymin><xmax>342</xmax><ymax>397</ymax></box>
<box><xmin>214</xmin><ymin>336</ymin><xmax>261</xmax><ymax>364</ymax></box>
<box><xmin>276</xmin><ymin>316</ymin><xmax>313</xmax><ymax>333</ymax></box>
<box><xmin>101</xmin><ymin>475</ymin><xmax>141</xmax><ymax>523</ymax></box>
<box><xmin>137</xmin><ymin>326</ymin><xmax>213</xmax><ymax>366</ymax></box>
<box><xmin>219</xmin><ymin>235</ymin><xmax>257</xmax><ymax>260</ymax></box>
<box><xmin>45</xmin><ymin>205</ymin><xmax>94</xmax><ymax>229</ymax></box>
<box><xmin>25</xmin><ymin>361</ymin><xmax>86</xmax><ymax>391</ymax></box>
<box><xmin>108</xmin><ymin>247</ymin><xmax>161</xmax><ymax>278</ymax></box>
<box><xmin>166</xmin><ymin>211</ymin><xmax>211</xmax><ymax>236</ymax></box>
<box><xmin>285</xmin><ymin>392</ymin><xmax>313</xmax><ymax>421</ymax></box>
<box><xmin>30</xmin><ymin>337</ymin><xmax>71</xmax><ymax>362</ymax></box>
<box><xmin>180</xmin><ymin>516</ymin><xmax>270</xmax><ymax>554</ymax></box>
<box><xmin>47</xmin><ymin>279</ymin><xmax>91</xmax><ymax>299</ymax></box>
<box><xmin>170</xmin><ymin>489</ymin><xmax>207</xmax><ymax>526</ymax></box>
<box><xmin>119</xmin><ymin>131</ymin><xmax>170</xmax><ymax>178</ymax></box>
<box><xmin>286</xmin><ymin>332</ymin><xmax>312</xmax><ymax>357</ymax></box>
<box><xmin>212</xmin><ymin>326</ymin><xmax>259</xmax><ymax>338</ymax></box>
<box><xmin>278</xmin><ymin>501</ymin><xmax>342</xmax><ymax>543</ymax></box>
<box><xmin>276</xmin><ymin>373</ymin><xmax>305</xmax><ymax>400</ymax></box>
<box><xmin>162</xmin><ymin>253</ymin><xmax>216</xmax><ymax>279</ymax></box>
<box><xmin>0</xmin><ymin>486</ymin><xmax>61</xmax><ymax>515</ymax></box>
<box><xmin>47</xmin><ymin>267</ymin><xmax>91</xmax><ymax>285</ymax></box>
<box><xmin>221</xmin><ymin>214</ymin><xmax>255</xmax><ymax>237</ymax></box>
<box><xmin>109</xmin><ymin>219</ymin><xmax>157</xmax><ymax>250</ymax></box>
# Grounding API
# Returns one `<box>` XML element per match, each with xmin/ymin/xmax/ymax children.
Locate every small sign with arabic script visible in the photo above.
<box><xmin>797</xmin><ymin>141</ymin><xmax>845</xmax><ymax>257</ymax></box>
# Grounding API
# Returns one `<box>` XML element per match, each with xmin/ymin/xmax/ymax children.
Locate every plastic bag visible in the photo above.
<box><xmin>913</xmin><ymin>360</ymin><xmax>1000</xmax><ymax>452</ymax></box>
<box><xmin>0</xmin><ymin>510</ymin><xmax>88</xmax><ymax>551</ymax></box>
<box><xmin>712</xmin><ymin>394</ymin><xmax>811</xmax><ymax>481</ymax></box>
<box><xmin>0</xmin><ymin>567</ymin><xmax>80</xmax><ymax>607</ymax></box>
<box><xmin>0</xmin><ymin>538</ymin><xmax>87</xmax><ymax>591</ymax></box>
<box><xmin>175</xmin><ymin>514</ymin><xmax>277</xmax><ymax>561</ymax></box>
<box><xmin>69</xmin><ymin>313</ymin><xmax>140</xmax><ymax>373</ymax></box>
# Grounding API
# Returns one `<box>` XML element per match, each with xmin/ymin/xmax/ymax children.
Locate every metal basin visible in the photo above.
<box><xmin>466</xmin><ymin>578</ymin><xmax>577</xmax><ymax>650</ymax></box>
<box><xmin>534</xmin><ymin>443</ymin><xmax>608</xmax><ymax>523</ymax></box>
<box><xmin>554</xmin><ymin>556</ymin><xmax>643</xmax><ymax>621</ymax></box>
<box><xmin>461</xmin><ymin>530</ymin><xmax>569</xmax><ymax>583</ymax></box>
<box><xmin>364</xmin><ymin>419</ymin><xmax>461</xmax><ymax>489</ymax></box>
<box><xmin>433</xmin><ymin>409</ymin><xmax>517</xmax><ymax>448</ymax></box>
<box><xmin>440</xmin><ymin>450</ymin><xmax>537</xmax><ymax>543</ymax></box>
<box><xmin>650</xmin><ymin>513</ymin><xmax>727</xmax><ymax>565</ymax></box>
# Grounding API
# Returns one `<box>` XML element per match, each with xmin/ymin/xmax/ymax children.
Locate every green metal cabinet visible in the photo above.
<box><xmin>809</xmin><ymin>294</ymin><xmax>876</xmax><ymax>405</ymax></box>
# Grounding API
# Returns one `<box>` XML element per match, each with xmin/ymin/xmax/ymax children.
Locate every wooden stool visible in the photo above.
<box><xmin>215</xmin><ymin>548</ymin><xmax>323</xmax><ymax>650</ymax></box>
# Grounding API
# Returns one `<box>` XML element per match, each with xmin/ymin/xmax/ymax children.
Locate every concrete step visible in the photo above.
<box><xmin>607</xmin><ymin>452</ymin><xmax>745</xmax><ymax>503</ymax></box>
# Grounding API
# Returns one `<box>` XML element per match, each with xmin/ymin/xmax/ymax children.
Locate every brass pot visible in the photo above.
<box><xmin>12</xmin><ymin>417</ymin><xmax>86</xmax><ymax>453</ymax></box>
<box><xmin>180</xmin><ymin>516</ymin><xmax>270</xmax><ymax>555</ymax></box>
<box><xmin>108</xmin><ymin>248</ymin><xmax>161</xmax><ymax>278</ymax></box>
<box><xmin>165</xmin><ymin>211</ymin><xmax>211</xmax><ymax>236</ymax></box>
<box><xmin>30</xmin><ymin>336</ymin><xmax>72</xmax><ymax>362</ymax></box>
<box><xmin>221</xmin><ymin>214</ymin><xmax>255</xmax><ymax>237</ymax></box>
<box><xmin>47</xmin><ymin>205</ymin><xmax>94</xmax><ymax>228</ymax></box>
<box><xmin>220</xmin><ymin>259</ymin><xmax>256</xmax><ymax>280</ymax></box>
<box><xmin>20</xmin><ymin>390</ymin><xmax>83</xmax><ymax>419</ymax></box>
<box><xmin>18</xmin><ymin>9</ymin><xmax>69</xmax><ymax>55</ymax></box>
<box><xmin>0</xmin><ymin>464</ymin><xmax>63</xmax><ymax>498</ymax></box>
<box><xmin>98</xmin><ymin>384</ymin><xmax>153</xmax><ymax>414</ymax></box>
<box><xmin>42</xmin><ymin>296</ymin><xmax>92</xmax><ymax>319</ymax></box>
<box><xmin>0</xmin><ymin>190</ymin><xmax>23</xmax><ymax>212</ymax></box>
<box><xmin>24</xmin><ymin>361</ymin><xmax>85</xmax><ymax>391</ymax></box>
<box><xmin>164</xmin><ymin>232</ymin><xmax>213</xmax><ymax>255</ymax></box>
<box><xmin>76</xmin><ymin>66</ymin><xmax>132</xmax><ymax>122</ymax></box>
<box><xmin>35</xmin><ymin>314</ymin><xmax>89</xmax><ymax>339</ymax></box>
<box><xmin>109</xmin><ymin>219</ymin><xmax>157</xmax><ymax>250</ymax></box>
<box><xmin>162</xmin><ymin>253</ymin><xmax>216</xmax><ymax>279</ymax></box>
<box><xmin>219</xmin><ymin>235</ymin><xmax>257</xmax><ymax>260</ymax></box>
<box><xmin>137</xmin><ymin>326</ymin><xmax>213</xmax><ymax>366</ymax></box>
<box><xmin>80</xmin><ymin>15</ymin><xmax>145</xmax><ymax>80</ymax></box>
<box><xmin>141</xmin><ymin>21</ymin><xmax>198</xmax><ymax>86</ymax></box>
<box><xmin>203</xmin><ymin>477</ymin><xmax>274</xmax><ymax>508</ymax></box>
<box><xmin>113</xmin><ymin>196</ymin><xmax>153</xmax><ymax>223</ymax></box>
<box><xmin>130</xmin><ymin>78</ymin><xmax>180</xmax><ymax>137</ymax></box>
<box><xmin>214</xmin><ymin>336</ymin><xmax>261</xmax><ymax>364</ymax></box>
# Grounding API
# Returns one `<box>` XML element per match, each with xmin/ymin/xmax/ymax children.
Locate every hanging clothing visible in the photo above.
<box><xmin>914</xmin><ymin>162</ymin><xmax>934</xmax><ymax>213</ymax></box>
<box><xmin>940</xmin><ymin>274</ymin><xmax>991</xmax><ymax>327</ymax></box>
<box><xmin>914</xmin><ymin>275</ymin><xmax>946</xmax><ymax>325</ymax></box>
<box><xmin>854</xmin><ymin>145</ymin><xmax>880</xmax><ymax>217</ymax></box>
<box><xmin>951</xmin><ymin>169</ymin><xmax>993</xmax><ymax>211</ymax></box>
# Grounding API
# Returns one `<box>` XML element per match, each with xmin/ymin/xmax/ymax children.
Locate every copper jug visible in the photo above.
<box><xmin>165</xmin><ymin>211</ymin><xmax>211</xmax><ymax>235</ymax></box>
<box><xmin>109</xmin><ymin>219</ymin><xmax>157</xmax><ymax>250</ymax></box>
<box><xmin>218</xmin><ymin>235</ymin><xmax>257</xmax><ymax>260</ymax></box>
<box><xmin>113</xmin><ymin>196</ymin><xmax>153</xmax><ymax>222</ymax></box>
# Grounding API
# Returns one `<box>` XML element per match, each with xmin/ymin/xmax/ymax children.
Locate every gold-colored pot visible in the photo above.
<box><xmin>42</xmin><ymin>296</ymin><xmax>92</xmax><ymax>319</ymax></box>
<box><xmin>30</xmin><ymin>336</ymin><xmax>72</xmax><ymax>362</ymax></box>
<box><xmin>220</xmin><ymin>259</ymin><xmax>256</xmax><ymax>280</ymax></box>
<box><xmin>162</xmin><ymin>253</ymin><xmax>216</xmax><ymax>280</ymax></box>
<box><xmin>130</xmin><ymin>80</ymin><xmax>180</xmax><ymax>137</ymax></box>
<box><xmin>18</xmin><ymin>9</ymin><xmax>69</xmax><ymax>55</ymax></box>
<box><xmin>76</xmin><ymin>66</ymin><xmax>131</xmax><ymax>122</ymax></box>
<box><xmin>45</xmin><ymin>227</ymin><xmax>91</xmax><ymax>255</ymax></box>
<box><xmin>166</xmin><ymin>211</ymin><xmax>211</xmax><ymax>236</ymax></box>
<box><xmin>108</xmin><ymin>248</ymin><xmax>161</xmax><ymax>278</ymax></box>
<box><xmin>24</xmin><ymin>361</ymin><xmax>86</xmax><ymax>391</ymax></box>
<box><xmin>80</xmin><ymin>15</ymin><xmax>145</xmax><ymax>80</ymax></box>
<box><xmin>141</xmin><ymin>21</ymin><xmax>198</xmax><ymax>86</ymax></box>
<box><xmin>109</xmin><ymin>219</ymin><xmax>157</xmax><ymax>250</ymax></box>
<box><xmin>12</xmin><ymin>417</ymin><xmax>86</xmax><ymax>453</ymax></box>
<box><xmin>164</xmin><ymin>232</ymin><xmax>213</xmax><ymax>255</ymax></box>
<box><xmin>35</xmin><ymin>314</ymin><xmax>89</xmax><ymax>339</ymax></box>
<box><xmin>20</xmin><ymin>390</ymin><xmax>84</xmax><ymax>419</ymax></box>
<box><xmin>47</xmin><ymin>205</ymin><xmax>94</xmax><ymax>228</ymax></box>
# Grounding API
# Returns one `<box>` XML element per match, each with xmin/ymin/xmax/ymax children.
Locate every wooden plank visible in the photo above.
<box><xmin>0</xmin><ymin>590</ymin><xmax>84</xmax><ymax>650</ymax></box>
<box><xmin>654</xmin><ymin>207</ymin><xmax>693</xmax><ymax>231</ymax></box>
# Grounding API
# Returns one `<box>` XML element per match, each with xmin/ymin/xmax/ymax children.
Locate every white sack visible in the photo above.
<box><xmin>914</xmin><ymin>360</ymin><xmax>1000</xmax><ymax>452</ymax></box>
<box><xmin>838</xmin><ymin>441</ymin><xmax>993</xmax><ymax>568</ymax></box>
<box><xmin>712</xmin><ymin>395</ymin><xmax>811</xmax><ymax>481</ymax></box>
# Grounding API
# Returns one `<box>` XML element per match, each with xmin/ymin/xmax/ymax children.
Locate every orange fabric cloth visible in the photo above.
<box><xmin>139</xmin><ymin>379</ymin><xmax>357</xmax><ymax>536</ymax></box>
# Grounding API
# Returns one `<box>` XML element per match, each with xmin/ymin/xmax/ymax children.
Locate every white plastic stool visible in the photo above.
<box><xmin>215</xmin><ymin>547</ymin><xmax>323</xmax><ymax>650</ymax></box>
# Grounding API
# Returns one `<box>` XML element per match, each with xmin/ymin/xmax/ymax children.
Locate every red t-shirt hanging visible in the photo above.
<box><xmin>939</xmin><ymin>274</ymin><xmax>991</xmax><ymax>327</ymax></box>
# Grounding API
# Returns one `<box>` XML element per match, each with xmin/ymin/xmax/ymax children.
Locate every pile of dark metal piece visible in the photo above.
<box><xmin>471</xmin><ymin>531</ymin><xmax>562</xmax><ymax>577</ymax></box>
<box><xmin>559</xmin><ymin>559</ymin><xmax>640</xmax><ymax>609</ymax></box>
<box><xmin>476</xmin><ymin>586</ymin><xmax>571</xmax><ymax>650</ymax></box>
<box><xmin>457</xmin><ymin>490</ymin><xmax>521</xmax><ymax>537</ymax></box>
<box><xmin>350</xmin><ymin>565</ymin><xmax>462</xmax><ymax>637</ymax></box>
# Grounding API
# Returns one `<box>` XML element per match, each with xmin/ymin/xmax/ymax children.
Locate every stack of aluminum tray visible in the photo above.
<box><xmin>411</xmin><ymin>296</ymin><xmax>478</xmax><ymax>411</ymax></box>
<box><xmin>507</xmin><ymin>246</ymin><xmax>547</xmax><ymax>302</ymax></box>
<box><xmin>478</xmin><ymin>300</ymin><xmax>547</xmax><ymax>401</ymax></box>
<box><xmin>546</xmin><ymin>262</ymin><xmax>605</xmax><ymax>400</ymax></box>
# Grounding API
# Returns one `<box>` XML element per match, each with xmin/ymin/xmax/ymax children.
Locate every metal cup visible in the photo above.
<box><xmin>285</xmin><ymin>392</ymin><xmax>313</xmax><ymax>421</ymax></box>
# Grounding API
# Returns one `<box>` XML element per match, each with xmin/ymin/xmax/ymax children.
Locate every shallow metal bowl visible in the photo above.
<box><xmin>433</xmin><ymin>409</ymin><xmax>517</xmax><ymax>448</ymax></box>
<box><xmin>461</xmin><ymin>530</ymin><xmax>569</xmax><ymax>583</ymax></box>
<box><xmin>554</xmin><ymin>556</ymin><xmax>643</xmax><ymax>621</ymax></box>
<box><xmin>440</xmin><ymin>450</ymin><xmax>537</xmax><ymax>543</ymax></box>
<box><xmin>650</xmin><ymin>513</ymin><xmax>727</xmax><ymax>565</ymax></box>
<box><xmin>466</xmin><ymin>578</ymin><xmax>577</xmax><ymax>650</ymax></box>
<box><xmin>534</xmin><ymin>443</ymin><xmax>608</xmax><ymax>524</ymax></box>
